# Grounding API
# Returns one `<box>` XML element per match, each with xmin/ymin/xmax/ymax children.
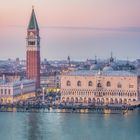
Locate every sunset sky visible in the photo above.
<box><xmin>0</xmin><ymin>0</ymin><xmax>140</xmax><ymax>60</ymax></box>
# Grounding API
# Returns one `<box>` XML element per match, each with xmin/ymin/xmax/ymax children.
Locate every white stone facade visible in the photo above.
<box><xmin>0</xmin><ymin>80</ymin><xmax>36</xmax><ymax>103</ymax></box>
<box><xmin>60</xmin><ymin>70</ymin><xmax>140</xmax><ymax>105</ymax></box>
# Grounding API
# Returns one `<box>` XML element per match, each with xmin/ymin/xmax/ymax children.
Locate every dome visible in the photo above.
<box><xmin>90</xmin><ymin>64</ymin><xmax>100</xmax><ymax>70</ymax></box>
<box><xmin>103</xmin><ymin>66</ymin><xmax>113</xmax><ymax>71</ymax></box>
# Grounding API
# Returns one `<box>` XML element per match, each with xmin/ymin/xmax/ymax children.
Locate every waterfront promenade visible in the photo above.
<box><xmin>0</xmin><ymin>93</ymin><xmax>139</xmax><ymax>114</ymax></box>
<box><xmin>0</xmin><ymin>101</ymin><xmax>137</xmax><ymax>114</ymax></box>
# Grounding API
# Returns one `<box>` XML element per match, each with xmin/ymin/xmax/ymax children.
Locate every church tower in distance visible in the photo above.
<box><xmin>26</xmin><ymin>7</ymin><xmax>40</xmax><ymax>89</ymax></box>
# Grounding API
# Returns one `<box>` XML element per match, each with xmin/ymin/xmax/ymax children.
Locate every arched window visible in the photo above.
<box><xmin>117</xmin><ymin>83</ymin><xmax>122</xmax><ymax>88</ymax></box>
<box><xmin>97</xmin><ymin>82</ymin><xmax>102</xmax><ymax>88</ymax></box>
<box><xmin>66</xmin><ymin>81</ymin><xmax>71</xmax><ymax>86</ymax></box>
<box><xmin>88</xmin><ymin>81</ymin><xmax>93</xmax><ymax>86</ymax></box>
<box><xmin>106</xmin><ymin>81</ymin><xmax>111</xmax><ymax>87</ymax></box>
<box><xmin>77</xmin><ymin>81</ymin><xmax>81</xmax><ymax>86</ymax></box>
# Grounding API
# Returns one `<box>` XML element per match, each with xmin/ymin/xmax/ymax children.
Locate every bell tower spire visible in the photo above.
<box><xmin>28</xmin><ymin>7</ymin><xmax>39</xmax><ymax>30</ymax></box>
<box><xmin>26</xmin><ymin>7</ymin><xmax>40</xmax><ymax>89</ymax></box>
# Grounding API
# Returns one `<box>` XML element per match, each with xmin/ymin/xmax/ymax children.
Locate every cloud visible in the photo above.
<box><xmin>43</xmin><ymin>26</ymin><xmax>140</xmax><ymax>33</ymax></box>
<box><xmin>7</xmin><ymin>25</ymin><xmax>140</xmax><ymax>33</ymax></box>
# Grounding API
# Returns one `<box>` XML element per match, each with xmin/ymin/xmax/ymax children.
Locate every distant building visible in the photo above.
<box><xmin>0</xmin><ymin>72</ymin><xmax>22</xmax><ymax>82</ymax></box>
<box><xmin>67</xmin><ymin>56</ymin><xmax>71</xmax><ymax>66</ymax></box>
<box><xmin>61</xmin><ymin>70</ymin><xmax>140</xmax><ymax>105</ymax></box>
<box><xmin>0</xmin><ymin>80</ymin><xmax>36</xmax><ymax>104</ymax></box>
<box><xmin>26</xmin><ymin>8</ymin><xmax>40</xmax><ymax>89</ymax></box>
<box><xmin>109</xmin><ymin>52</ymin><xmax>114</xmax><ymax>63</ymax></box>
<box><xmin>40</xmin><ymin>72</ymin><xmax>60</xmax><ymax>92</ymax></box>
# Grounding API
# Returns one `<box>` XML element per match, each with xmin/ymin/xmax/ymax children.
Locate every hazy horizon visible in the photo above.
<box><xmin>0</xmin><ymin>0</ymin><xmax>140</xmax><ymax>60</ymax></box>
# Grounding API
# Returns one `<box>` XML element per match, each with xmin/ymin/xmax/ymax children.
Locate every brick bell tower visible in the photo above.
<box><xmin>26</xmin><ymin>7</ymin><xmax>40</xmax><ymax>89</ymax></box>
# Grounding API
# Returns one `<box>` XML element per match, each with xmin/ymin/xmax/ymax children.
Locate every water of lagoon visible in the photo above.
<box><xmin>0</xmin><ymin>109</ymin><xmax>140</xmax><ymax>140</ymax></box>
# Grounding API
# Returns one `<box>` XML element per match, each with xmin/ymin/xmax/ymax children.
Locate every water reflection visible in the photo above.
<box><xmin>27</xmin><ymin>113</ymin><xmax>42</xmax><ymax>140</ymax></box>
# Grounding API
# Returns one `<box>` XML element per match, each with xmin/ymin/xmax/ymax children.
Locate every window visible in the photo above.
<box><xmin>88</xmin><ymin>81</ymin><xmax>93</xmax><ymax>86</ymax></box>
<box><xmin>5</xmin><ymin>89</ymin><xmax>7</xmax><ymax>95</ymax></box>
<box><xmin>117</xmin><ymin>83</ymin><xmax>122</xmax><ymax>88</ymax></box>
<box><xmin>77</xmin><ymin>81</ymin><xmax>81</xmax><ymax>87</ymax></box>
<box><xmin>8</xmin><ymin>89</ymin><xmax>11</xmax><ymax>95</ymax></box>
<box><xmin>106</xmin><ymin>81</ymin><xmax>111</xmax><ymax>87</ymax></box>
<box><xmin>66</xmin><ymin>81</ymin><xmax>71</xmax><ymax>86</ymax></box>
<box><xmin>1</xmin><ymin>89</ymin><xmax>3</xmax><ymax>94</ymax></box>
<box><xmin>97</xmin><ymin>83</ymin><xmax>102</xmax><ymax>88</ymax></box>
<box><xmin>28</xmin><ymin>41</ymin><xmax>35</xmax><ymax>45</ymax></box>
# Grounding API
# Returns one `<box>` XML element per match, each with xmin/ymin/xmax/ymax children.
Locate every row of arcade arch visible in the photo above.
<box><xmin>61</xmin><ymin>97</ymin><xmax>136</xmax><ymax>104</ymax></box>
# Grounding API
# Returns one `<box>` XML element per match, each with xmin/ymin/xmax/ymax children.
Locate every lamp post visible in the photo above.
<box><xmin>42</xmin><ymin>87</ymin><xmax>45</xmax><ymax>104</ymax></box>
<box><xmin>20</xmin><ymin>83</ymin><xmax>23</xmax><ymax>101</ymax></box>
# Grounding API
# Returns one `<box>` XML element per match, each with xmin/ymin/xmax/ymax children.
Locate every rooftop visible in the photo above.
<box><xmin>0</xmin><ymin>79</ymin><xmax>35</xmax><ymax>87</ymax></box>
<box><xmin>63</xmin><ymin>70</ymin><xmax>138</xmax><ymax>77</ymax></box>
<box><xmin>28</xmin><ymin>8</ymin><xmax>39</xmax><ymax>30</ymax></box>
